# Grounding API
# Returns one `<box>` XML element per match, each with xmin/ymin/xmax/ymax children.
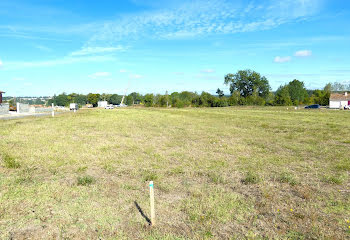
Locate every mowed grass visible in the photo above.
<box><xmin>0</xmin><ymin>107</ymin><xmax>349</xmax><ymax>239</ymax></box>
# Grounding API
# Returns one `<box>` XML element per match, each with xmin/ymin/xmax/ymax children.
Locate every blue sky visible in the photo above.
<box><xmin>0</xmin><ymin>0</ymin><xmax>349</xmax><ymax>96</ymax></box>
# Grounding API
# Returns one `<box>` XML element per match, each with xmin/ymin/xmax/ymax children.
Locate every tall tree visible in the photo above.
<box><xmin>224</xmin><ymin>69</ymin><xmax>270</xmax><ymax>99</ymax></box>
<box><xmin>274</xmin><ymin>85</ymin><xmax>292</xmax><ymax>106</ymax></box>
<box><xmin>144</xmin><ymin>94</ymin><xmax>154</xmax><ymax>107</ymax></box>
<box><xmin>109</xmin><ymin>94</ymin><xmax>122</xmax><ymax>105</ymax></box>
<box><xmin>287</xmin><ymin>79</ymin><xmax>308</xmax><ymax>105</ymax></box>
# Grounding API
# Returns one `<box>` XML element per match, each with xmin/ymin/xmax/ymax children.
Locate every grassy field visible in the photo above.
<box><xmin>0</xmin><ymin>107</ymin><xmax>349</xmax><ymax>239</ymax></box>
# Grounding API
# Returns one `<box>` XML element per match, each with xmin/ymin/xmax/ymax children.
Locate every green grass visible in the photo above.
<box><xmin>0</xmin><ymin>107</ymin><xmax>349</xmax><ymax>239</ymax></box>
<box><xmin>1</xmin><ymin>153</ymin><xmax>21</xmax><ymax>169</ymax></box>
<box><xmin>77</xmin><ymin>175</ymin><xmax>95</xmax><ymax>186</ymax></box>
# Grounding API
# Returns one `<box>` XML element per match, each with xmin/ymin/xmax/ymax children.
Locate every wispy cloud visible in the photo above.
<box><xmin>71</xmin><ymin>46</ymin><xmax>126</xmax><ymax>56</ymax></box>
<box><xmin>0</xmin><ymin>59</ymin><xmax>3</xmax><ymax>67</ymax></box>
<box><xmin>4</xmin><ymin>55</ymin><xmax>115</xmax><ymax>70</ymax></box>
<box><xmin>201</xmin><ymin>69</ymin><xmax>215</xmax><ymax>73</ymax></box>
<box><xmin>35</xmin><ymin>45</ymin><xmax>52</xmax><ymax>52</ymax></box>
<box><xmin>119</xmin><ymin>69</ymin><xmax>128</xmax><ymax>73</ymax></box>
<box><xmin>173</xmin><ymin>72</ymin><xmax>184</xmax><ymax>75</ymax></box>
<box><xmin>130</xmin><ymin>74</ymin><xmax>143</xmax><ymax>79</ymax></box>
<box><xmin>274</xmin><ymin>56</ymin><xmax>291</xmax><ymax>63</ymax></box>
<box><xmin>87</xmin><ymin>0</ymin><xmax>323</xmax><ymax>46</ymax></box>
<box><xmin>89</xmin><ymin>72</ymin><xmax>111</xmax><ymax>78</ymax></box>
<box><xmin>12</xmin><ymin>77</ymin><xmax>25</xmax><ymax>81</ymax></box>
<box><xmin>294</xmin><ymin>50</ymin><xmax>312</xmax><ymax>57</ymax></box>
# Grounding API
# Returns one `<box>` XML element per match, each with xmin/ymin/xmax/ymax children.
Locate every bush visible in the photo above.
<box><xmin>77</xmin><ymin>175</ymin><xmax>95</xmax><ymax>186</ymax></box>
<box><xmin>213</xmin><ymin>97</ymin><xmax>228</xmax><ymax>107</ymax></box>
<box><xmin>175</xmin><ymin>100</ymin><xmax>185</xmax><ymax>108</ymax></box>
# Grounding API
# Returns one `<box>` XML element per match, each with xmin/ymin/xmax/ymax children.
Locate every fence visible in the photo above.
<box><xmin>0</xmin><ymin>103</ymin><xmax>9</xmax><ymax>115</ymax></box>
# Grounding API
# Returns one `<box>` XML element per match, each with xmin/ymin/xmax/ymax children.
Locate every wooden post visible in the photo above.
<box><xmin>149</xmin><ymin>181</ymin><xmax>155</xmax><ymax>226</ymax></box>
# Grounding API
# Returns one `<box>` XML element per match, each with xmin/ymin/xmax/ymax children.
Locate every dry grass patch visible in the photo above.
<box><xmin>0</xmin><ymin>107</ymin><xmax>349</xmax><ymax>239</ymax></box>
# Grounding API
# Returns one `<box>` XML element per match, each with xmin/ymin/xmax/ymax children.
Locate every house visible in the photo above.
<box><xmin>0</xmin><ymin>91</ymin><xmax>5</xmax><ymax>104</ymax></box>
<box><xmin>329</xmin><ymin>92</ymin><xmax>350</xmax><ymax>109</ymax></box>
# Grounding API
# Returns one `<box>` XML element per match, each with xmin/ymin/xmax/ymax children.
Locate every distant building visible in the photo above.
<box><xmin>0</xmin><ymin>91</ymin><xmax>5</xmax><ymax>104</ymax></box>
<box><xmin>97</xmin><ymin>101</ymin><xmax>108</xmax><ymax>108</ymax></box>
<box><xmin>329</xmin><ymin>92</ymin><xmax>350</xmax><ymax>109</ymax></box>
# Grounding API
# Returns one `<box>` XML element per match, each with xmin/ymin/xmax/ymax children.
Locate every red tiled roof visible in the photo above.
<box><xmin>330</xmin><ymin>92</ymin><xmax>350</xmax><ymax>101</ymax></box>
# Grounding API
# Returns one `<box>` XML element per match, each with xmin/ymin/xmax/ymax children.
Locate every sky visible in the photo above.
<box><xmin>0</xmin><ymin>0</ymin><xmax>349</xmax><ymax>96</ymax></box>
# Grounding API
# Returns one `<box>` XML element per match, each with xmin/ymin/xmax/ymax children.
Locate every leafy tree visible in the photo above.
<box><xmin>216</xmin><ymin>88</ymin><xmax>224</xmax><ymax>98</ymax></box>
<box><xmin>87</xmin><ymin>93</ymin><xmax>100</xmax><ymax>107</ymax></box>
<box><xmin>109</xmin><ymin>94</ymin><xmax>122</xmax><ymax>105</ymax></box>
<box><xmin>144</xmin><ymin>94</ymin><xmax>154</xmax><ymax>107</ymax></box>
<box><xmin>287</xmin><ymin>79</ymin><xmax>308</xmax><ymax>105</ymax></box>
<box><xmin>310</xmin><ymin>83</ymin><xmax>331</xmax><ymax>106</ymax></box>
<box><xmin>170</xmin><ymin>92</ymin><xmax>180</xmax><ymax>106</ymax></box>
<box><xmin>199</xmin><ymin>92</ymin><xmax>214</xmax><ymax>107</ymax></box>
<box><xmin>126</xmin><ymin>95</ymin><xmax>134</xmax><ymax>106</ymax></box>
<box><xmin>129</xmin><ymin>92</ymin><xmax>143</xmax><ymax>104</ymax></box>
<box><xmin>224</xmin><ymin>69</ymin><xmax>270</xmax><ymax>99</ymax></box>
<box><xmin>75</xmin><ymin>94</ymin><xmax>87</xmax><ymax>106</ymax></box>
<box><xmin>227</xmin><ymin>91</ymin><xmax>240</xmax><ymax>106</ymax></box>
<box><xmin>157</xmin><ymin>95</ymin><xmax>168</xmax><ymax>107</ymax></box>
<box><xmin>274</xmin><ymin>85</ymin><xmax>292</xmax><ymax>106</ymax></box>
<box><xmin>55</xmin><ymin>93</ymin><xmax>69</xmax><ymax>106</ymax></box>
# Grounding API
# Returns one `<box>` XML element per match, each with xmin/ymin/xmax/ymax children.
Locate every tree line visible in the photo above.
<box><xmin>48</xmin><ymin>69</ymin><xmax>347</xmax><ymax>108</ymax></box>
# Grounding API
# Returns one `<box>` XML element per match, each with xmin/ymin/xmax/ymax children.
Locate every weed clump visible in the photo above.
<box><xmin>278</xmin><ymin>172</ymin><xmax>298</xmax><ymax>186</ymax></box>
<box><xmin>2</xmin><ymin>153</ymin><xmax>21</xmax><ymax>169</ymax></box>
<box><xmin>242</xmin><ymin>171</ymin><xmax>260</xmax><ymax>184</ymax></box>
<box><xmin>322</xmin><ymin>174</ymin><xmax>344</xmax><ymax>185</ymax></box>
<box><xmin>142</xmin><ymin>170</ymin><xmax>158</xmax><ymax>182</ymax></box>
<box><xmin>77</xmin><ymin>175</ymin><xmax>95</xmax><ymax>186</ymax></box>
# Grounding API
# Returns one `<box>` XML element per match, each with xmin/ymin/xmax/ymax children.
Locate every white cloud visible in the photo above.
<box><xmin>274</xmin><ymin>56</ymin><xmax>291</xmax><ymax>63</ymax></box>
<box><xmin>119</xmin><ymin>69</ymin><xmax>128</xmax><ymax>73</ymax></box>
<box><xmin>201</xmin><ymin>69</ymin><xmax>215</xmax><ymax>73</ymax></box>
<box><xmin>89</xmin><ymin>72</ymin><xmax>111</xmax><ymax>78</ymax></box>
<box><xmin>71</xmin><ymin>46</ymin><xmax>126</xmax><ymax>56</ymax></box>
<box><xmin>0</xmin><ymin>59</ymin><xmax>2</xmax><ymax>67</ymax></box>
<box><xmin>294</xmin><ymin>50</ymin><xmax>312</xmax><ymax>57</ymax></box>
<box><xmin>130</xmin><ymin>74</ymin><xmax>143</xmax><ymax>79</ymax></box>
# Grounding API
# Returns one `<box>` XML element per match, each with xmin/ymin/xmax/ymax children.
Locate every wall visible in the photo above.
<box><xmin>0</xmin><ymin>103</ymin><xmax>9</xmax><ymax>115</ymax></box>
<box><xmin>329</xmin><ymin>100</ymin><xmax>340</xmax><ymax>109</ymax></box>
<box><xmin>17</xmin><ymin>103</ymin><xmax>30</xmax><ymax>113</ymax></box>
<box><xmin>330</xmin><ymin>100</ymin><xmax>348</xmax><ymax>109</ymax></box>
<box><xmin>98</xmin><ymin>101</ymin><xmax>108</xmax><ymax>108</ymax></box>
<box><xmin>31</xmin><ymin>107</ymin><xmax>53</xmax><ymax>113</ymax></box>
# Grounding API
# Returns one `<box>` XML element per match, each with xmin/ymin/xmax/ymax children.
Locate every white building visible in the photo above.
<box><xmin>329</xmin><ymin>92</ymin><xmax>350</xmax><ymax>109</ymax></box>
<box><xmin>97</xmin><ymin>101</ymin><xmax>108</xmax><ymax>108</ymax></box>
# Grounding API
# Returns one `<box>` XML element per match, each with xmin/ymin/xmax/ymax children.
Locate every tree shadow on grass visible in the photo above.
<box><xmin>134</xmin><ymin>201</ymin><xmax>151</xmax><ymax>225</ymax></box>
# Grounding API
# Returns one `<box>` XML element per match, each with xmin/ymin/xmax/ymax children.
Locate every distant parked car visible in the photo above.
<box><xmin>105</xmin><ymin>104</ymin><xmax>114</xmax><ymax>109</ymax></box>
<box><xmin>305</xmin><ymin>104</ymin><xmax>320</xmax><ymax>109</ymax></box>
